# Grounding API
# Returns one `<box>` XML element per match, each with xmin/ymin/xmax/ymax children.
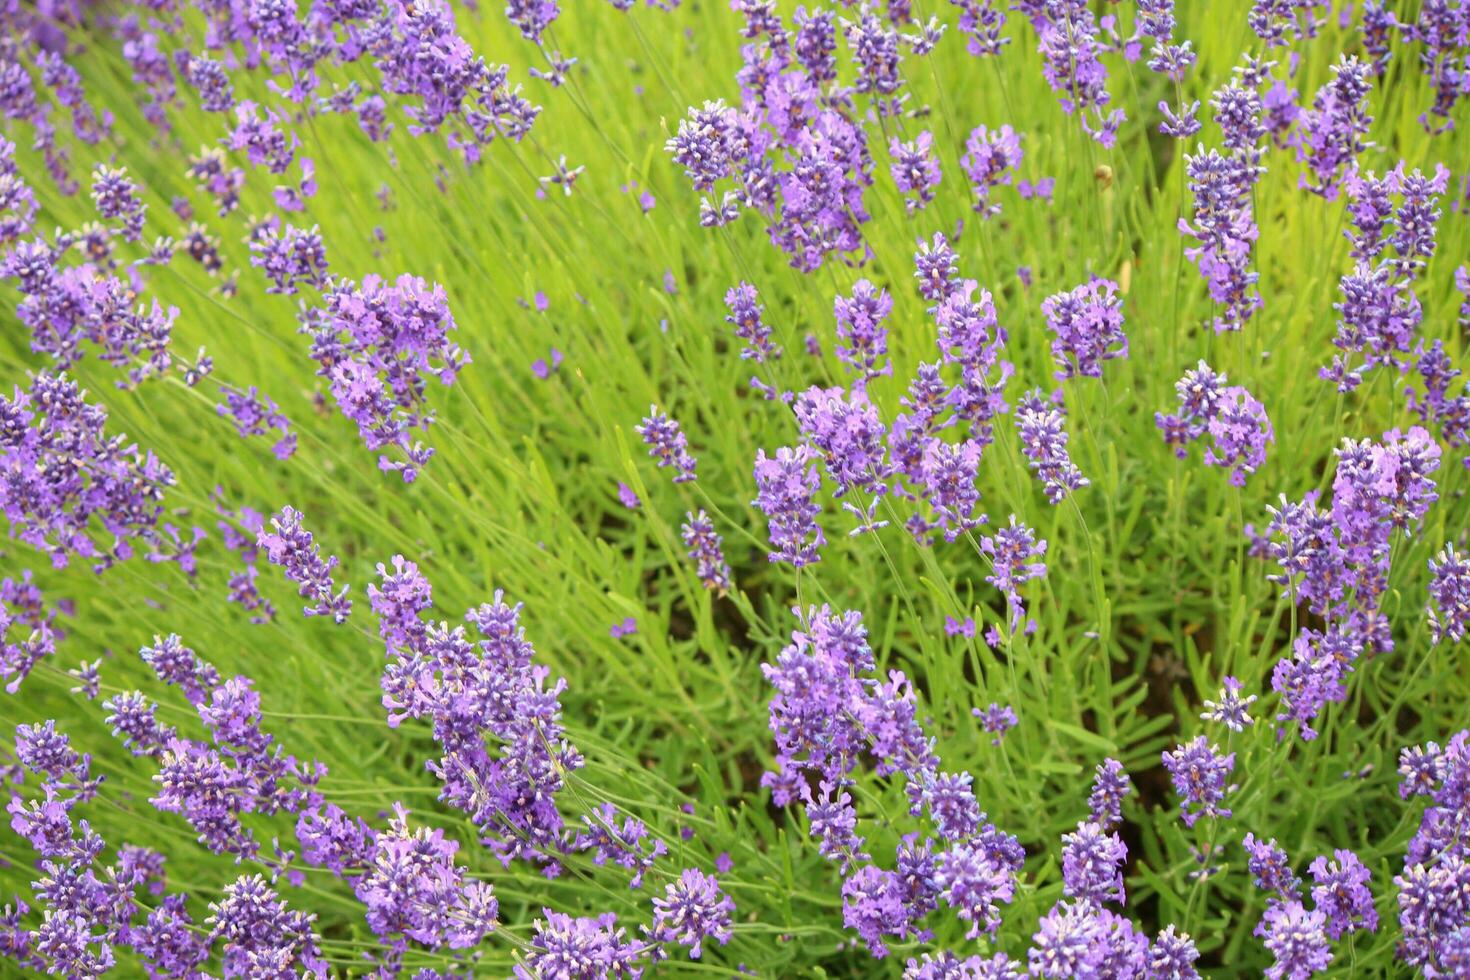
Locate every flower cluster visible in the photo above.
<box><xmin>682</xmin><ymin>510</ymin><xmax>733</xmax><ymax>593</ymax></box>
<box><xmin>637</xmin><ymin>406</ymin><xmax>698</xmax><ymax>483</ymax></box>
<box><xmin>1294</xmin><ymin>55</ymin><xmax>1374</xmax><ymax>198</ymax></box>
<box><xmin>1156</xmin><ymin>361</ymin><xmax>1274</xmax><ymax>486</ymax></box>
<box><xmin>959</xmin><ymin>124</ymin><xmax>1022</xmax><ymax>217</ymax></box>
<box><xmin>301</xmin><ymin>273</ymin><xmax>467</xmax><ymax>482</ymax></box>
<box><xmin>0</xmin><ymin>373</ymin><xmax>175</xmax><ymax>571</ymax></box>
<box><xmin>1262</xmin><ymin>427</ymin><xmax>1440</xmax><ymax>738</ymax></box>
<box><xmin>120</xmin><ymin>635</ymin><xmax>325</xmax><ymax>859</ymax></box>
<box><xmin>370</xmin><ymin>559</ymin><xmax>582</xmax><ymax>864</ymax></box>
<box><xmin>1040</xmin><ymin>278</ymin><xmax>1128</xmax><ymax>381</ymax></box>
<box><xmin>1020</xmin><ymin>0</ymin><xmax>1125</xmax><ymax>146</ymax></box>
<box><xmin>1322</xmin><ymin>163</ymin><xmax>1449</xmax><ymax>392</ymax></box>
<box><xmin>889</xmin><ymin>131</ymin><xmax>942</xmax><ymax>213</ymax></box>
<box><xmin>258</xmin><ymin>506</ymin><xmax>353</xmax><ymax>622</ymax></box>
<box><xmin>1395</xmin><ymin>730</ymin><xmax>1470</xmax><ymax>975</ymax></box>
<box><xmin>217</xmin><ymin>386</ymin><xmax>298</xmax><ymax>460</ymax></box>
<box><xmin>833</xmin><ymin>280</ymin><xmax>893</xmax><ymax>385</ymax></box>
<box><xmin>762</xmin><ymin>605</ymin><xmax>1023</xmax><ymax>955</ymax></box>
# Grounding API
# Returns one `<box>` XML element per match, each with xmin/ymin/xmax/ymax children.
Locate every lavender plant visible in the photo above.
<box><xmin>0</xmin><ymin>0</ymin><xmax>1467</xmax><ymax>977</ymax></box>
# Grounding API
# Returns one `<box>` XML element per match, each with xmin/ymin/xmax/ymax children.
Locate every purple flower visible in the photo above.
<box><xmin>1254</xmin><ymin>900</ymin><xmax>1332</xmax><ymax>980</ymax></box>
<box><xmin>1042</xmin><ymin>278</ymin><xmax>1128</xmax><ymax>381</ymax></box>
<box><xmin>938</xmin><ymin>841</ymin><xmax>1018</xmax><ymax>940</ymax></box>
<box><xmin>1180</xmin><ymin>134</ymin><xmax>1263</xmax><ymax>332</ymax></box>
<box><xmin>1027</xmin><ymin>1</ymin><xmax>1125</xmax><ymax>146</ymax></box>
<box><xmin>1250</xmin><ymin>0</ymin><xmax>1326</xmax><ymax>47</ymax></box>
<box><xmin>1088</xmin><ymin>759</ymin><xmax>1132</xmax><ymax>829</ymax></box>
<box><xmin>959</xmin><ymin>124</ymin><xmax>1020</xmax><ymax>217</ymax></box>
<box><xmin>973</xmin><ymin>703</ymin><xmax>1017</xmax><ymax>745</ymax></box>
<box><xmin>1060</xmin><ymin>822</ymin><xmax>1127</xmax><ymax>911</ymax></box>
<box><xmin>979</xmin><ymin>516</ymin><xmax>1047</xmax><ymax>630</ymax></box>
<box><xmin>1148</xmin><ymin>924</ymin><xmax>1202</xmax><ymax>978</ymax></box>
<box><xmin>0</xmin><ymin>373</ymin><xmax>174</xmax><ymax>571</ymax></box>
<box><xmin>217</xmin><ymin>386</ymin><xmax>296</xmax><ymax>460</ymax></box>
<box><xmin>681</xmin><ymin>510</ymin><xmax>732</xmax><ymax>593</ymax></box>
<box><xmin>516</xmin><ymin>910</ymin><xmax>644</xmax><ymax>979</ymax></box>
<box><xmin>1428</xmin><ymin>544</ymin><xmax>1470</xmax><ymax>644</ymax></box>
<box><xmin>1158</xmin><ymin>364</ymin><xmax>1272</xmax><ymax>485</ymax></box>
<box><xmin>249</xmin><ymin>221</ymin><xmax>328</xmax><ymax>294</ymax></box>
<box><xmin>648</xmin><ymin>868</ymin><xmax>734</xmax><ymax>959</ymax></box>
<box><xmin>914</xmin><ymin>232</ymin><xmax>960</xmax><ymax>306</ymax></box>
<box><xmin>725</xmin><ymin>281</ymin><xmax>780</xmax><ymax>364</ymax></box>
<box><xmin>833</xmin><ymin>281</ymin><xmax>893</xmax><ymax>384</ymax></box>
<box><xmin>889</xmin><ymin>131</ymin><xmax>941</xmax><ymax>212</ymax></box>
<box><xmin>89</xmin><ymin>165</ymin><xmax>145</xmax><ymax>242</ymax></box>
<box><xmin>258</xmin><ymin>507</ymin><xmax>352</xmax><ymax>623</ymax></box>
<box><xmin>636</xmin><ymin>406</ymin><xmax>697</xmax><ymax>483</ymax></box>
<box><xmin>207</xmin><ymin>875</ymin><xmax>327</xmax><ymax>978</ymax></box>
<box><xmin>913</xmin><ymin>439</ymin><xmax>985</xmax><ymax>543</ymax></box>
<box><xmin>371</xmin><ymin>568</ymin><xmax>585</xmax><ymax>864</ymax></box>
<box><xmin>843</xmin><ymin>10</ymin><xmax>904</xmax><ymax>117</ymax></box>
<box><xmin>753</xmin><ymin>446</ymin><xmax>825</xmax><ymax>566</ymax></box>
<box><xmin>617</xmin><ymin>482</ymin><xmax>641</xmax><ymax>509</ymax></box>
<box><xmin>1201</xmin><ymin>676</ymin><xmax>1256</xmax><ymax>731</ymax></box>
<box><xmin>103</xmin><ymin>691</ymin><xmax>176</xmax><ymax>758</ymax></box>
<box><xmin>531</xmin><ymin>347</ymin><xmax>564</xmax><ymax>378</ymax></box>
<box><xmin>1015</xmin><ymin>389</ymin><xmax>1089</xmax><ymax>503</ymax></box>
<box><xmin>1244</xmin><ymin>833</ymin><xmax>1301</xmax><ymax>899</ymax></box>
<box><xmin>302</xmin><ymin>273</ymin><xmax>466</xmax><ymax>482</ymax></box>
<box><xmin>1308</xmin><ymin>849</ymin><xmax>1377</xmax><ymax>939</ymax></box>
<box><xmin>1294</xmin><ymin>56</ymin><xmax>1373</xmax><ymax>198</ymax></box>
<box><xmin>945</xmin><ymin>616</ymin><xmax>975</xmax><ymax>638</ymax></box>
<box><xmin>1161</xmin><ymin>736</ymin><xmax>1235</xmax><ymax>827</ymax></box>
<box><xmin>795</xmin><ymin>385</ymin><xmax>891</xmax><ymax>514</ymax></box>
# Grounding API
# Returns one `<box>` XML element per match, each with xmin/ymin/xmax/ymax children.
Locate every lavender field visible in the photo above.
<box><xmin>0</xmin><ymin>0</ymin><xmax>1468</xmax><ymax>976</ymax></box>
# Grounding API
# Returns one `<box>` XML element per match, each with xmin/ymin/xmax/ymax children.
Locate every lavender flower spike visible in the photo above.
<box><xmin>258</xmin><ymin>507</ymin><xmax>352</xmax><ymax>623</ymax></box>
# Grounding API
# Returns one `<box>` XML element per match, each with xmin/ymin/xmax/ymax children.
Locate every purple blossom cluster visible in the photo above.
<box><xmin>1323</xmin><ymin>163</ymin><xmax>1449</xmax><ymax>392</ymax></box>
<box><xmin>1161</xmin><ymin>735</ymin><xmax>1235</xmax><ymax>827</ymax></box>
<box><xmin>1</xmin><ymin>0</ymin><xmax>1467</xmax><ymax>975</ymax></box>
<box><xmin>637</xmin><ymin>406</ymin><xmax>698</xmax><ymax>483</ymax></box>
<box><xmin>889</xmin><ymin>131</ymin><xmax>942</xmax><ymax>213</ymax></box>
<box><xmin>664</xmin><ymin>0</ymin><xmax>898</xmax><ymax>273</ymax></box>
<box><xmin>1427</xmin><ymin>543</ymin><xmax>1470</xmax><ymax>644</ymax></box>
<box><xmin>0</xmin><ymin>572</ymin><xmax>64</xmax><ymax>694</ymax></box>
<box><xmin>1241</xmin><ymin>830</ymin><xmax>1380</xmax><ymax>977</ymax></box>
<box><xmin>761</xmin><ymin>604</ymin><xmax>1023</xmax><ymax>955</ymax></box>
<box><xmin>1156</xmin><ymin>361</ymin><xmax>1274</xmax><ymax>486</ymax></box>
<box><xmin>217</xmin><ymin>385</ymin><xmax>297</xmax><ymax>460</ymax></box>
<box><xmin>370</xmin><ymin>558</ymin><xmax>583</xmax><ymax>864</ymax></box>
<box><xmin>258</xmin><ymin>506</ymin><xmax>353</xmax><ymax>622</ymax></box>
<box><xmin>833</xmin><ymin>280</ymin><xmax>893</xmax><ymax>385</ymax></box>
<box><xmin>1</xmin><ymin>157</ymin><xmax>180</xmax><ymax>387</ymax></box>
<box><xmin>1041</xmin><ymin>277</ymin><xmax>1128</xmax><ymax>381</ymax></box>
<box><xmin>5</xmin><ymin>715</ymin><xmax>333</xmax><ymax>978</ymax></box>
<box><xmin>1395</xmin><ymin>731</ymin><xmax>1470</xmax><ymax>975</ymax></box>
<box><xmin>724</xmin><ymin>281</ymin><xmax>782</xmax><ymax>371</ymax></box>
<box><xmin>118</xmin><ymin>634</ymin><xmax>326</xmax><ymax>859</ymax></box>
<box><xmin>1401</xmin><ymin>1</ymin><xmax>1470</xmax><ymax>132</ymax></box>
<box><xmin>682</xmin><ymin>510</ymin><xmax>733</xmax><ymax>593</ymax></box>
<box><xmin>0</xmin><ymin>373</ymin><xmax>175</xmax><ymax>571</ymax></box>
<box><xmin>1020</xmin><ymin>0</ymin><xmax>1125</xmax><ymax>146</ymax></box>
<box><xmin>959</xmin><ymin>124</ymin><xmax>1021</xmax><ymax>217</ymax></box>
<box><xmin>1262</xmin><ymin>427</ymin><xmax>1441</xmax><ymax>737</ymax></box>
<box><xmin>301</xmin><ymin>273</ymin><xmax>467</xmax><ymax>482</ymax></box>
<box><xmin>1293</xmin><ymin>56</ymin><xmax>1374</xmax><ymax>198</ymax></box>
<box><xmin>1179</xmin><ymin>73</ymin><xmax>1269</xmax><ymax>332</ymax></box>
<box><xmin>752</xmin><ymin>445</ymin><xmax>825</xmax><ymax>566</ymax></box>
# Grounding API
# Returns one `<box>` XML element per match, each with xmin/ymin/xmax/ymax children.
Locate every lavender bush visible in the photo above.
<box><xmin>0</xmin><ymin>0</ymin><xmax>1467</xmax><ymax>977</ymax></box>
